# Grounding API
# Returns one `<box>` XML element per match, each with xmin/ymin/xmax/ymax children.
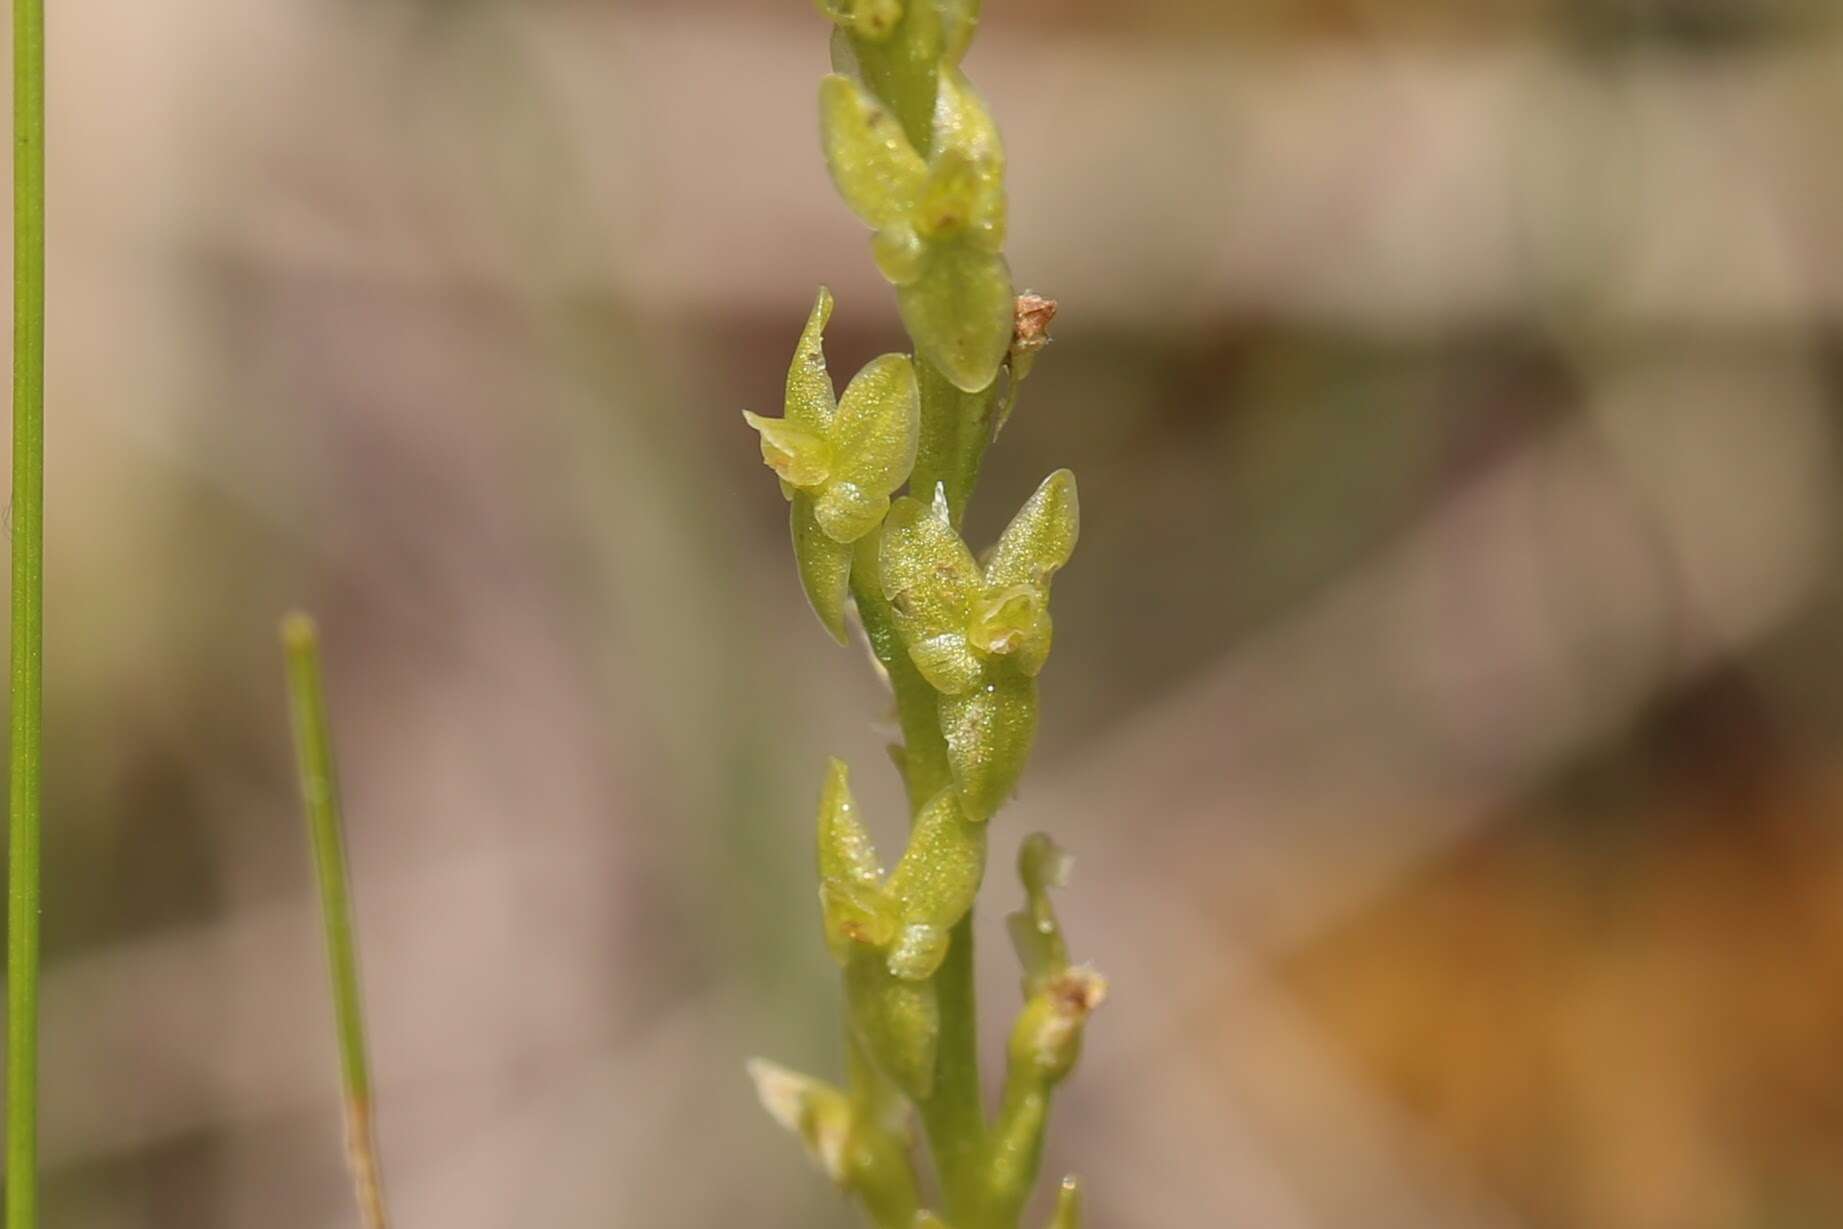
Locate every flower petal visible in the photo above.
<box><xmin>816</xmin><ymin>757</ymin><xmax>886</xmax><ymax>892</ymax></box>
<box><xmin>820</xmin><ymin>73</ymin><xmax>927</xmax><ymax>230</ymax></box>
<box><xmin>897</xmin><ymin>240</ymin><xmax>1013</xmax><ymax>394</ymax></box>
<box><xmin>832</xmin><ymin>353</ymin><xmax>920</xmax><ymax>487</ymax></box>
<box><xmin>906</xmin><ymin>631</ymin><xmax>982</xmax><ymax>695</ymax></box>
<box><xmin>743</xmin><ymin>411</ymin><xmax>832</xmax><ymax>490</ymax></box>
<box><xmin>918</xmin><ymin>69</ymin><xmax>1006</xmax><ymax>250</ymax></box>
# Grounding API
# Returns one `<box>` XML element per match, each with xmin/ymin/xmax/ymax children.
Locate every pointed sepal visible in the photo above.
<box><xmin>817</xmin><ymin>759</ymin><xmax>897</xmax><ymax>960</ymax></box>
<box><xmin>786</xmin><ymin>287</ymin><xmax>840</xmax><ymax>434</ymax></box>
<box><xmin>985</xmin><ymin>469</ymin><xmax>1079</xmax><ymax>591</ymax></box>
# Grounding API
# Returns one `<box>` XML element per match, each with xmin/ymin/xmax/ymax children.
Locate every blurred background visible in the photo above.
<box><xmin>5</xmin><ymin>1</ymin><xmax>1843</xmax><ymax>1225</ymax></box>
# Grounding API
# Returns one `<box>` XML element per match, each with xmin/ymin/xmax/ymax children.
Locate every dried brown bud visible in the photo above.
<box><xmin>1012</xmin><ymin>293</ymin><xmax>1057</xmax><ymax>355</ymax></box>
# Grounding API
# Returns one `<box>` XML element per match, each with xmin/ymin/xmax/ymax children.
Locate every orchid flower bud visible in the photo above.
<box><xmin>744</xmin><ymin>289</ymin><xmax>920</xmax><ymax>642</ymax></box>
<box><xmin>1007</xmin><ymin>966</ymin><xmax>1107</xmax><ymax>1085</ymax></box>
<box><xmin>747</xmin><ymin>1059</ymin><xmax>854</xmax><ymax>1183</ymax></box>
<box><xmin>820</xmin><ymin>58</ymin><xmax>1012</xmax><ymax>392</ymax></box>
<box><xmin>878</xmin><ymin>473</ymin><xmax>1079</xmax><ymax>817</ymax></box>
<box><xmin>884</xmin><ymin>787</ymin><xmax>986</xmax><ymax>979</ymax></box>
<box><xmin>747</xmin><ymin>1057</ymin><xmax>922</xmax><ymax>1223</ymax></box>
<box><xmin>1006</xmin><ymin>833</ymin><xmax>1073</xmax><ymax>994</ymax></box>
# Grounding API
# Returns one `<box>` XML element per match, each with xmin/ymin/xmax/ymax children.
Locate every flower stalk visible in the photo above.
<box><xmin>748</xmin><ymin>5</ymin><xmax>1101</xmax><ymax>1226</ymax></box>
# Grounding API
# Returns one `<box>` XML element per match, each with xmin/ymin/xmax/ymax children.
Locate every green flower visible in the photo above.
<box><xmin>814</xmin><ymin>759</ymin><xmax>989</xmax><ymax>1099</ymax></box>
<box><xmin>820</xmin><ymin>69</ymin><xmax>1013</xmax><ymax>393</ymax></box>
<box><xmin>879</xmin><ymin>471</ymin><xmax>1078</xmax><ymax>820</ymax></box>
<box><xmin>816</xmin><ymin>759</ymin><xmax>986</xmax><ymax>984</ymax></box>
<box><xmin>744</xmin><ymin>288</ymin><xmax>920</xmax><ymax>643</ymax></box>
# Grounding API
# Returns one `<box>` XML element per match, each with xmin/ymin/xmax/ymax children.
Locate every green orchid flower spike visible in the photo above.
<box><xmin>748</xmin><ymin>6</ymin><xmax>1102</xmax><ymax>1227</ymax></box>
<box><xmin>880</xmin><ymin>470</ymin><xmax>1078</xmax><ymax>821</ymax></box>
<box><xmin>744</xmin><ymin>288</ymin><xmax>921</xmax><ymax>643</ymax></box>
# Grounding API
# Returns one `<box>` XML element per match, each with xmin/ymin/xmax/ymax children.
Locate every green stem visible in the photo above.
<box><xmin>911</xmin><ymin>361</ymin><xmax>998</xmax><ymax>529</ymax></box>
<box><xmin>983</xmin><ymin>1070</ymin><xmax>1051</xmax><ymax>1226</ymax></box>
<box><xmin>851</xmin><ymin>538</ymin><xmax>951</xmax><ymax>809</ymax></box>
<box><xmin>7</xmin><ymin>0</ymin><xmax>46</xmax><ymax>1223</ymax></box>
<box><xmin>917</xmin><ymin>914</ymin><xmax>986</xmax><ymax>1221</ymax></box>
<box><xmin>281</xmin><ymin>614</ymin><xmax>390</xmax><ymax>1229</ymax></box>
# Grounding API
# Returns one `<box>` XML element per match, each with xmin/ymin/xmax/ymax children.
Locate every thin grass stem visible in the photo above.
<box><xmin>281</xmin><ymin>613</ymin><xmax>390</xmax><ymax>1229</ymax></box>
<box><xmin>6</xmin><ymin>0</ymin><xmax>46</xmax><ymax>1223</ymax></box>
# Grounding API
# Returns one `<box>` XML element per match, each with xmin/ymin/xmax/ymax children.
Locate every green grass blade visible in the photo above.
<box><xmin>281</xmin><ymin>613</ymin><xmax>390</xmax><ymax>1229</ymax></box>
<box><xmin>7</xmin><ymin>0</ymin><xmax>46</xmax><ymax>1223</ymax></box>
